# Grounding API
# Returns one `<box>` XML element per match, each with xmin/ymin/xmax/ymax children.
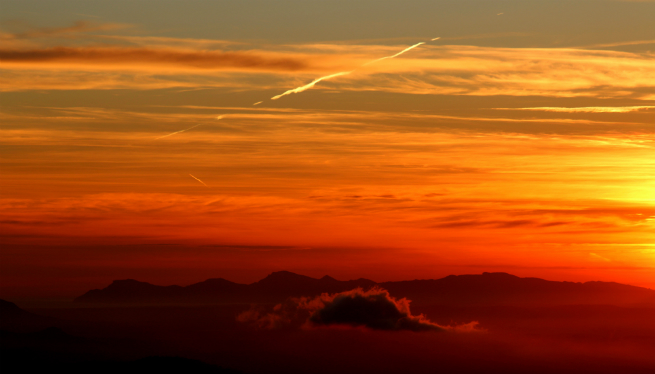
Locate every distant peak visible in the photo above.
<box><xmin>271</xmin><ymin>270</ymin><xmax>297</xmax><ymax>276</ymax></box>
<box><xmin>0</xmin><ymin>299</ymin><xmax>20</xmax><ymax>309</ymax></box>
<box><xmin>186</xmin><ymin>278</ymin><xmax>236</xmax><ymax>287</ymax></box>
<box><xmin>105</xmin><ymin>279</ymin><xmax>157</xmax><ymax>289</ymax></box>
<box><xmin>266</xmin><ymin>270</ymin><xmax>306</xmax><ymax>279</ymax></box>
<box><xmin>482</xmin><ymin>272</ymin><xmax>519</xmax><ymax>278</ymax></box>
<box><xmin>320</xmin><ymin>275</ymin><xmax>338</xmax><ymax>282</ymax></box>
<box><xmin>256</xmin><ymin>270</ymin><xmax>317</xmax><ymax>285</ymax></box>
<box><xmin>199</xmin><ymin>278</ymin><xmax>230</xmax><ymax>283</ymax></box>
<box><xmin>0</xmin><ymin>299</ymin><xmax>27</xmax><ymax>314</ymax></box>
<box><xmin>111</xmin><ymin>279</ymin><xmax>148</xmax><ymax>284</ymax></box>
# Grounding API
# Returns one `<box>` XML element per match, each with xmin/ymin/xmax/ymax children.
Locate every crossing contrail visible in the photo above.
<box><xmin>189</xmin><ymin>174</ymin><xmax>209</xmax><ymax>187</ymax></box>
<box><xmin>155</xmin><ymin>115</ymin><xmax>225</xmax><ymax>140</ymax></box>
<box><xmin>258</xmin><ymin>37</ymin><xmax>439</xmax><ymax>104</ymax></box>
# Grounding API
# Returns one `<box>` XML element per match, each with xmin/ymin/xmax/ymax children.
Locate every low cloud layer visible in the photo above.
<box><xmin>238</xmin><ymin>288</ymin><xmax>460</xmax><ymax>332</ymax></box>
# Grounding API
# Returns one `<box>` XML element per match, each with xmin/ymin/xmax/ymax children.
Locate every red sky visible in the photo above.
<box><xmin>1</xmin><ymin>0</ymin><xmax>654</xmax><ymax>299</ymax></box>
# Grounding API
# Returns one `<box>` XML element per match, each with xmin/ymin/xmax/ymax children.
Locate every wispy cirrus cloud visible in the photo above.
<box><xmin>580</xmin><ymin>39</ymin><xmax>655</xmax><ymax>49</ymax></box>
<box><xmin>0</xmin><ymin>20</ymin><xmax>130</xmax><ymax>40</ymax></box>
<box><xmin>494</xmin><ymin>106</ymin><xmax>655</xmax><ymax>113</ymax></box>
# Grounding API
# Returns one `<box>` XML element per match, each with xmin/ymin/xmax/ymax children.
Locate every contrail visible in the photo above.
<box><xmin>155</xmin><ymin>115</ymin><xmax>225</xmax><ymax>140</ymax></box>
<box><xmin>189</xmin><ymin>174</ymin><xmax>209</xmax><ymax>187</ymax></box>
<box><xmin>259</xmin><ymin>37</ymin><xmax>439</xmax><ymax>104</ymax></box>
<box><xmin>270</xmin><ymin>71</ymin><xmax>353</xmax><ymax>100</ymax></box>
<box><xmin>362</xmin><ymin>41</ymin><xmax>425</xmax><ymax>66</ymax></box>
<box><xmin>155</xmin><ymin>123</ymin><xmax>204</xmax><ymax>139</ymax></box>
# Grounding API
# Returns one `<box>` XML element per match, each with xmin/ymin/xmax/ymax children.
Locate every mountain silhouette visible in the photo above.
<box><xmin>75</xmin><ymin>271</ymin><xmax>376</xmax><ymax>304</ymax></box>
<box><xmin>379</xmin><ymin>272</ymin><xmax>655</xmax><ymax>306</ymax></box>
<box><xmin>74</xmin><ymin>271</ymin><xmax>655</xmax><ymax>306</ymax></box>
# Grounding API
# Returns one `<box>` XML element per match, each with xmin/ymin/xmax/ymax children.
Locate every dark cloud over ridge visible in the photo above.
<box><xmin>238</xmin><ymin>288</ymin><xmax>464</xmax><ymax>332</ymax></box>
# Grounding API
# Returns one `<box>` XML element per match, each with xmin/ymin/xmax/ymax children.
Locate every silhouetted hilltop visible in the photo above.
<box><xmin>74</xmin><ymin>271</ymin><xmax>655</xmax><ymax>306</ymax></box>
<box><xmin>0</xmin><ymin>299</ymin><xmax>58</xmax><ymax>332</ymax></box>
<box><xmin>249</xmin><ymin>271</ymin><xmax>377</xmax><ymax>302</ymax></box>
<box><xmin>0</xmin><ymin>299</ymin><xmax>30</xmax><ymax>319</ymax></box>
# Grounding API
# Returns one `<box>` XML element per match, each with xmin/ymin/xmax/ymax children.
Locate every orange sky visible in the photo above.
<box><xmin>1</xmin><ymin>0</ymin><xmax>654</xmax><ymax>299</ymax></box>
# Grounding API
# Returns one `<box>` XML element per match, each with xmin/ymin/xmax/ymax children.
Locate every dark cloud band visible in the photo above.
<box><xmin>0</xmin><ymin>46</ymin><xmax>311</xmax><ymax>72</ymax></box>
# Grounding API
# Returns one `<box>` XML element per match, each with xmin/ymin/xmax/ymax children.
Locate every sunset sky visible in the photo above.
<box><xmin>1</xmin><ymin>0</ymin><xmax>654</xmax><ymax>299</ymax></box>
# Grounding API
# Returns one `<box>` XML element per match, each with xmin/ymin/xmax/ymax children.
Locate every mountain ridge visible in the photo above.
<box><xmin>74</xmin><ymin>271</ymin><xmax>655</xmax><ymax>306</ymax></box>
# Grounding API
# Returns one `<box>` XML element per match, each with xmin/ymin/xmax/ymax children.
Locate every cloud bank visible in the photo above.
<box><xmin>238</xmin><ymin>288</ymin><xmax>461</xmax><ymax>332</ymax></box>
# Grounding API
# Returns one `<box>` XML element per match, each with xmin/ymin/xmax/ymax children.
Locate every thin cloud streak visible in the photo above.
<box><xmin>154</xmin><ymin>123</ymin><xmax>204</xmax><ymax>140</ymax></box>
<box><xmin>189</xmin><ymin>174</ymin><xmax>209</xmax><ymax>187</ymax></box>
<box><xmin>154</xmin><ymin>115</ymin><xmax>225</xmax><ymax>140</ymax></box>
<box><xmin>494</xmin><ymin>106</ymin><xmax>655</xmax><ymax>113</ymax></box>
<box><xmin>0</xmin><ymin>20</ymin><xmax>130</xmax><ymax>40</ymax></box>
<box><xmin>580</xmin><ymin>39</ymin><xmax>655</xmax><ymax>49</ymax></box>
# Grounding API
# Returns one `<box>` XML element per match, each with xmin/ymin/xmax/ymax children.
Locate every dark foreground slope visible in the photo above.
<box><xmin>22</xmin><ymin>302</ymin><xmax>655</xmax><ymax>374</ymax></box>
<box><xmin>0</xmin><ymin>300</ymin><xmax>242</xmax><ymax>374</ymax></box>
<box><xmin>0</xmin><ymin>351</ymin><xmax>242</xmax><ymax>374</ymax></box>
<box><xmin>75</xmin><ymin>271</ymin><xmax>655</xmax><ymax>306</ymax></box>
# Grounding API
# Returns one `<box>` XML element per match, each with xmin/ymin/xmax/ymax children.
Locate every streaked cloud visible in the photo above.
<box><xmin>2</xmin><ymin>41</ymin><xmax>654</xmax><ymax>100</ymax></box>
<box><xmin>0</xmin><ymin>46</ymin><xmax>325</xmax><ymax>73</ymax></box>
<box><xmin>581</xmin><ymin>39</ymin><xmax>655</xmax><ymax>49</ymax></box>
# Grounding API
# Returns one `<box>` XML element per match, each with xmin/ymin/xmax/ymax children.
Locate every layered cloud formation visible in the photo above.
<box><xmin>2</xmin><ymin>20</ymin><xmax>655</xmax><ymax>99</ymax></box>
